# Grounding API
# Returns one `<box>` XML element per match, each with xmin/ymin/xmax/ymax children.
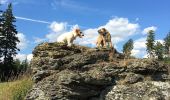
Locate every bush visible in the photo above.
<box><xmin>0</xmin><ymin>59</ymin><xmax>29</xmax><ymax>81</ymax></box>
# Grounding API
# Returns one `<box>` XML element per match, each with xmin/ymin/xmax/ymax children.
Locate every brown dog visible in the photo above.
<box><xmin>96</xmin><ymin>28</ymin><xmax>113</xmax><ymax>48</ymax></box>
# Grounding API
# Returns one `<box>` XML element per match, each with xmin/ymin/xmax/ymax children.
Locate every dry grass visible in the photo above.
<box><xmin>118</xmin><ymin>59</ymin><xmax>136</xmax><ymax>66</ymax></box>
<box><xmin>0</xmin><ymin>75</ymin><xmax>33</xmax><ymax>100</ymax></box>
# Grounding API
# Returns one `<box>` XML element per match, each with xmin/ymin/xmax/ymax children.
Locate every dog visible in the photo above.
<box><xmin>96</xmin><ymin>30</ymin><xmax>106</xmax><ymax>48</ymax></box>
<box><xmin>57</xmin><ymin>28</ymin><xmax>84</xmax><ymax>46</ymax></box>
<box><xmin>96</xmin><ymin>28</ymin><xmax>113</xmax><ymax>48</ymax></box>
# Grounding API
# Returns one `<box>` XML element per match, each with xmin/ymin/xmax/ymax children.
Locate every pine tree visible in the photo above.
<box><xmin>123</xmin><ymin>39</ymin><xmax>134</xmax><ymax>58</ymax></box>
<box><xmin>146</xmin><ymin>30</ymin><xmax>155</xmax><ymax>58</ymax></box>
<box><xmin>154</xmin><ymin>41</ymin><xmax>163</xmax><ymax>60</ymax></box>
<box><xmin>0</xmin><ymin>7</ymin><xmax>4</xmax><ymax>62</ymax></box>
<box><xmin>164</xmin><ymin>32</ymin><xmax>170</xmax><ymax>57</ymax></box>
<box><xmin>21</xmin><ymin>58</ymin><xmax>28</xmax><ymax>72</ymax></box>
<box><xmin>1</xmin><ymin>3</ymin><xmax>20</xmax><ymax>70</ymax></box>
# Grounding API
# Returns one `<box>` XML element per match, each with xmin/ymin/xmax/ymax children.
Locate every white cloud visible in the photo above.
<box><xmin>76</xmin><ymin>17</ymin><xmax>139</xmax><ymax>47</ymax></box>
<box><xmin>15</xmin><ymin>53</ymin><xmax>33</xmax><ymax>62</ymax></box>
<box><xmin>133</xmin><ymin>38</ymin><xmax>146</xmax><ymax>49</ymax></box>
<box><xmin>44</xmin><ymin>17</ymin><xmax>162</xmax><ymax>59</ymax></box>
<box><xmin>132</xmin><ymin>37</ymin><xmax>164</xmax><ymax>58</ymax></box>
<box><xmin>46</xmin><ymin>22</ymin><xmax>82</xmax><ymax>42</ymax></box>
<box><xmin>76</xmin><ymin>28</ymin><xmax>98</xmax><ymax>46</ymax></box>
<box><xmin>143</xmin><ymin>54</ymin><xmax>148</xmax><ymax>58</ymax></box>
<box><xmin>0</xmin><ymin>0</ymin><xmax>8</xmax><ymax>4</ymax></box>
<box><xmin>133</xmin><ymin>27</ymin><xmax>160</xmax><ymax>58</ymax></box>
<box><xmin>101</xmin><ymin>18</ymin><xmax>139</xmax><ymax>36</ymax></box>
<box><xmin>142</xmin><ymin>26</ymin><xmax>157</xmax><ymax>34</ymax></box>
<box><xmin>156</xmin><ymin>39</ymin><xmax>164</xmax><ymax>44</ymax></box>
<box><xmin>132</xmin><ymin>49</ymin><xmax>140</xmax><ymax>56</ymax></box>
<box><xmin>45</xmin><ymin>22</ymin><xmax>68</xmax><ymax>42</ymax></box>
<box><xmin>17</xmin><ymin>33</ymin><xmax>29</xmax><ymax>50</ymax></box>
<box><xmin>46</xmin><ymin>32</ymin><xmax>60</xmax><ymax>42</ymax></box>
<box><xmin>132</xmin><ymin>37</ymin><xmax>147</xmax><ymax>58</ymax></box>
<box><xmin>15</xmin><ymin>53</ymin><xmax>27</xmax><ymax>61</ymax></box>
<box><xmin>40</xmin><ymin>17</ymin><xmax>161</xmax><ymax>59</ymax></box>
<box><xmin>45</xmin><ymin>17</ymin><xmax>139</xmax><ymax>47</ymax></box>
<box><xmin>49</xmin><ymin>21</ymin><xmax>67</xmax><ymax>32</ymax></box>
<box><xmin>27</xmin><ymin>54</ymin><xmax>33</xmax><ymax>62</ymax></box>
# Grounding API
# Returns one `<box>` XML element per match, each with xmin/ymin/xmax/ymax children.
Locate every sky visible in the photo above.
<box><xmin>0</xmin><ymin>0</ymin><xmax>170</xmax><ymax>61</ymax></box>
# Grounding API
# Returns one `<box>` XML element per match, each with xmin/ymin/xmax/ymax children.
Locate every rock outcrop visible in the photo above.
<box><xmin>25</xmin><ymin>42</ymin><xmax>170</xmax><ymax>100</ymax></box>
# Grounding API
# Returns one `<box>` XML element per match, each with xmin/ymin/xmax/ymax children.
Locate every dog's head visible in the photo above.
<box><xmin>98</xmin><ymin>28</ymin><xmax>107</xmax><ymax>35</ymax></box>
<box><xmin>75</xmin><ymin>29</ymin><xmax>84</xmax><ymax>38</ymax></box>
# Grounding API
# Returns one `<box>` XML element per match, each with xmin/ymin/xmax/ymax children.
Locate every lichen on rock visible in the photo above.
<box><xmin>25</xmin><ymin>42</ymin><xmax>170</xmax><ymax>100</ymax></box>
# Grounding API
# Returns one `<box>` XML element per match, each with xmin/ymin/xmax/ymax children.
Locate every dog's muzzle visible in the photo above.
<box><xmin>80</xmin><ymin>34</ymin><xmax>84</xmax><ymax>38</ymax></box>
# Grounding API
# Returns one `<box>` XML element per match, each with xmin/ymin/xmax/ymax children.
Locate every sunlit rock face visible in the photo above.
<box><xmin>25</xmin><ymin>42</ymin><xmax>170</xmax><ymax>100</ymax></box>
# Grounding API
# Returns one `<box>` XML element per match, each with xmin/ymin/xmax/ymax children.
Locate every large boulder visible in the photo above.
<box><xmin>105</xmin><ymin>81</ymin><xmax>170</xmax><ymax>100</ymax></box>
<box><xmin>25</xmin><ymin>42</ymin><xmax>170</xmax><ymax>100</ymax></box>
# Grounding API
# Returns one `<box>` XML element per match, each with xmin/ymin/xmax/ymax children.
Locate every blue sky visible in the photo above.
<box><xmin>0</xmin><ymin>0</ymin><xmax>170</xmax><ymax>60</ymax></box>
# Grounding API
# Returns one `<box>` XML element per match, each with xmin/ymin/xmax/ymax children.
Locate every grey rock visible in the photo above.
<box><xmin>32</xmin><ymin>70</ymin><xmax>51</xmax><ymax>83</ymax></box>
<box><xmin>25</xmin><ymin>42</ymin><xmax>170</xmax><ymax>100</ymax></box>
<box><xmin>105</xmin><ymin>81</ymin><xmax>170</xmax><ymax>100</ymax></box>
<box><xmin>124</xmin><ymin>73</ymin><xmax>144</xmax><ymax>84</ymax></box>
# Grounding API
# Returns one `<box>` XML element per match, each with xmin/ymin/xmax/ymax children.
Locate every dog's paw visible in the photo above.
<box><xmin>67</xmin><ymin>44</ymin><xmax>72</xmax><ymax>47</ymax></box>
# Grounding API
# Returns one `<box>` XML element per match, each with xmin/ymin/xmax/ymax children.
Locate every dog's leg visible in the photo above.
<box><xmin>68</xmin><ymin>42</ymin><xmax>73</xmax><ymax>46</ymax></box>
<box><xmin>102</xmin><ymin>36</ymin><xmax>107</xmax><ymax>48</ymax></box>
<box><xmin>110</xmin><ymin>41</ymin><xmax>113</xmax><ymax>48</ymax></box>
<box><xmin>67</xmin><ymin>39</ymin><xmax>72</xmax><ymax>47</ymax></box>
<box><xmin>96</xmin><ymin>41</ymin><xmax>99</xmax><ymax>48</ymax></box>
<box><xmin>96</xmin><ymin>36</ymin><xmax>102</xmax><ymax>48</ymax></box>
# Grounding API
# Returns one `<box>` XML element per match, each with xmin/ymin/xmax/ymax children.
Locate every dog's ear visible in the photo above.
<box><xmin>102</xmin><ymin>28</ymin><xmax>106</xmax><ymax>32</ymax></box>
<box><xmin>75</xmin><ymin>29</ymin><xmax>80</xmax><ymax>33</ymax></box>
<box><xmin>102</xmin><ymin>28</ymin><xmax>109</xmax><ymax>34</ymax></box>
<box><xmin>98</xmin><ymin>29</ymin><xmax>101</xmax><ymax>33</ymax></box>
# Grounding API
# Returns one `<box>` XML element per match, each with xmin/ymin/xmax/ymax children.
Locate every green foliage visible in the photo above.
<box><xmin>0</xmin><ymin>8</ymin><xmax>4</xmax><ymax>62</ymax></box>
<box><xmin>0</xmin><ymin>3</ymin><xmax>20</xmax><ymax>78</ymax></box>
<box><xmin>164</xmin><ymin>32</ymin><xmax>170</xmax><ymax>57</ymax></box>
<box><xmin>1</xmin><ymin>3</ymin><xmax>20</xmax><ymax>65</ymax></box>
<box><xmin>0</xmin><ymin>58</ymin><xmax>29</xmax><ymax>81</ymax></box>
<box><xmin>146</xmin><ymin>30</ymin><xmax>155</xmax><ymax>58</ymax></box>
<box><xmin>154</xmin><ymin>41</ymin><xmax>164</xmax><ymax>60</ymax></box>
<box><xmin>123</xmin><ymin>39</ymin><xmax>134</xmax><ymax>58</ymax></box>
<box><xmin>14</xmin><ymin>59</ymin><xmax>29</xmax><ymax>74</ymax></box>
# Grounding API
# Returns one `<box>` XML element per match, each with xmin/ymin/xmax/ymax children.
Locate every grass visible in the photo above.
<box><xmin>163</xmin><ymin>57</ymin><xmax>170</xmax><ymax>64</ymax></box>
<box><xmin>0</xmin><ymin>75</ymin><xmax>33</xmax><ymax>100</ymax></box>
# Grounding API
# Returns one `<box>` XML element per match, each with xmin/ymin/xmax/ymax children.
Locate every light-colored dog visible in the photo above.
<box><xmin>57</xmin><ymin>28</ymin><xmax>84</xmax><ymax>46</ymax></box>
<box><xmin>96</xmin><ymin>28</ymin><xmax>113</xmax><ymax>48</ymax></box>
<box><xmin>96</xmin><ymin>31</ymin><xmax>106</xmax><ymax>48</ymax></box>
